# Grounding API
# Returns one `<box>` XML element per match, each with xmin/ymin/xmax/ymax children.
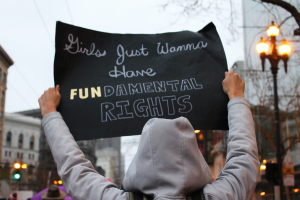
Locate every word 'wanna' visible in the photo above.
<box><xmin>157</xmin><ymin>41</ymin><xmax>207</xmax><ymax>54</ymax></box>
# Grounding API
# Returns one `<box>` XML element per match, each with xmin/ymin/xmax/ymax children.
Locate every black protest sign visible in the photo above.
<box><xmin>54</xmin><ymin>21</ymin><xmax>229</xmax><ymax>141</ymax></box>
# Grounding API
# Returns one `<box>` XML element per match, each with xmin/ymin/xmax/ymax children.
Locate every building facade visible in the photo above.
<box><xmin>0</xmin><ymin>113</ymin><xmax>41</xmax><ymax>196</ymax></box>
<box><xmin>95</xmin><ymin>137</ymin><xmax>124</xmax><ymax>186</ymax></box>
<box><xmin>2</xmin><ymin>113</ymin><xmax>40</xmax><ymax>167</ymax></box>
<box><xmin>18</xmin><ymin>108</ymin><xmax>97</xmax><ymax>190</ymax></box>
<box><xmin>0</xmin><ymin>45</ymin><xmax>13</xmax><ymax>162</ymax></box>
<box><xmin>96</xmin><ymin>147</ymin><xmax>119</xmax><ymax>183</ymax></box>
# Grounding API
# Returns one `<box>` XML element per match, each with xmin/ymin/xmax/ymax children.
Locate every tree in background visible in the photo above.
<box><xmin>247</xmin><ymin>70</ymin><xmax>300</xmax><ymax>161</ymax></box>
<box><xmin>163</xmin><ymin>0</ymin><xmax>300</xmax><ymax>38</ymax></box>
<box><xmin>164</xmin><ymin>0</ymin><xmax>300</xmax><ymax>162</ymax></box>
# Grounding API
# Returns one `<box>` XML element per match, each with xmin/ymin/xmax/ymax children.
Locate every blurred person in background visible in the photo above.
<box><xmin>9</xmin><ymin>192</ymin><xmax>17</xmax><ymax>200</ymax></box>
<box><xmin>41</xmin><ymin>185</ymin><xmax>66</xmax><ymax>200</ymax></box>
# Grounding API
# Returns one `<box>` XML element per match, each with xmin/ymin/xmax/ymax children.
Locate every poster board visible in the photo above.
<box><xmin>54</xmin><ymin>21</ymin><xmax>229</xmax><ymax>140</ymax></box>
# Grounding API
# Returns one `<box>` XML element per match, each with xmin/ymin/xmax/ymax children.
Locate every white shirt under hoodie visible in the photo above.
<box><xmin>42</xmin><ymin>97</ymin><xmax>260</xmax><ymax>200</ymax></box>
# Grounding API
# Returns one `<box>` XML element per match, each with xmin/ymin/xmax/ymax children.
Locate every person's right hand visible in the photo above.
<box><xmin>222</xmin><ymin>71</ymin><xmax>245</xmax><ymax>100</ymax></box>
<box><xmin>38</xmin><ymin>85</ymin><xmax>61</xmax><ymax>117</ymax></box>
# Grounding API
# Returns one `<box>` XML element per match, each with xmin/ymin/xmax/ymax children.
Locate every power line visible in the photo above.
<box><xmin>7</xmin><ymin>82</ymin><xmax>35</xmax><ymax>109</ymax></box>
<box><xmin>65</xmin><ymin>0</ymin><xmax>74</xmax><ymax>24</ymax></box>
<box><xmin>238</xmin><ymin>26</ymin><xmax>266</xmax><ymax>29</ymax></box>
<box><xmin>13</xmin><ymin>65</ymin><xmax>40</xmax><ymax>98</ymax></box>
<box><xmin>32</xmin><ymin>0</ymin><xmax>54</xmax><ymax>47</ymax></box>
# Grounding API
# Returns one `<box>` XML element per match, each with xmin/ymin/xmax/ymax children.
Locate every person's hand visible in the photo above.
<box><xmin>222</xmin><ymin>71</ymin><xmax>245</xmax><ymax>100</ymax></box>
<box><xmin>38</xmin><ymin>85</ymin><xmax>61</xmax><ymax>117</ymax></box>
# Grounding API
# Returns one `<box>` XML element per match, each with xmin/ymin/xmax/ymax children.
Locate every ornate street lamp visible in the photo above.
<box><xmin>256</xmin><ymin>21</ymin><xmax>291</xmax><ymax>199</ymax></box>
<box><xmin>257</xmin><ymin>21</ymin><xmax>291</xmax><ymax>73</ymax></box>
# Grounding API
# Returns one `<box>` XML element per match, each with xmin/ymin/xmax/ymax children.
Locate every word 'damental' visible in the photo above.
<box><xmin>69</xmin><ymin>78</ymin><xmax>202</xmax><ymax>100</ymax></box>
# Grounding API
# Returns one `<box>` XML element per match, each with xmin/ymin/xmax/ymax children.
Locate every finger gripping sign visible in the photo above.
<box><xmin>54</xmin><ymin>21</ymin><xmax>229</xmax><ymax>141</ymax></box>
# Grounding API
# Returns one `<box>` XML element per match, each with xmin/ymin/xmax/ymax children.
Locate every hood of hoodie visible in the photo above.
<box><xmin>123</xmin><ymin>117</ymin><xmax>212</xmax><ymax>200</ymax></box>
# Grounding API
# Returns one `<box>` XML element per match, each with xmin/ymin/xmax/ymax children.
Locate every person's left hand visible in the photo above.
<box><xmin>38</xmin><ymin>85</ymin><xmax>61</xmax><ymax>117</ymax></box>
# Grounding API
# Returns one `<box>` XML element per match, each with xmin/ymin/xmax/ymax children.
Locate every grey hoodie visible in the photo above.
<box><xmin>42</xmin><ymin>97</ymin><xmax>260</xmax><ymax>200</ymax></box>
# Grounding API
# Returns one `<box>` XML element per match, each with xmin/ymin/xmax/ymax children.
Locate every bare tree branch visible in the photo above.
<box><xmin>282</xmin><ymin>139</ymin><xmax>300</xmax><ymax>160</ymax></box>
<box><xmin>278</xmin><ymin>15</ymin><xmax>293</xmax><ymax>28</ymax></box>
<box><xmin>261</xmin><ymin>0</ymin><xmax>300</xmax><ymax>30</ymax></box>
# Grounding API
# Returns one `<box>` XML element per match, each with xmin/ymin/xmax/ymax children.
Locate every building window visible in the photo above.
<box><xmin>18</xmin><ymin>134</ymin><xmax>23</xmax><ymax>148</ymax></box>
<box><xmin>30</xmin><ymin>135</ymin><xmax>34</xmax><ymax>150</ymax></box>
<box><xmin>17</xmin><ymin>152</ymin><xmax>19</xmax><ymax>158</ymax></box>
<box><xmin>1</xmin><ymin>91</ymin><xmax>4</xmax><ymax>104</ymax></box>
<box><xmin>8</xmin><ymin>151</ymin><xmax>11</xmax><ymax>157</ymax></box>
<box><xmin>32</xmin><ymin>154</ymin><xmax>34</xmax><ymax>160</ymax></box>
<box><xmin>2</xmin><ymin>73</ymin><xmax>6</xmax><ymax>84</ymax></box>
<box><xmin>5</xmin><ymin>151</ymin><xmax>7</xmax><ymax>157</ymax></box>
<box><xmin>20</xmin><ymin>153</ymin><xmax>23</xmax><ymax>159</ymax></box>
<box><xmin>28</xmin><ymin>164</ymin><xmax>34</xmax><ymax>175</ymax></box>
<box><xmin>28</xmin><ymin>154</ymin><xmax>31</xmax><ymax>159</ymax></box>
<box><xmin>6</xmin><ymin>131</ymin><xmax>12</xmax><ymax>147</ymax></box>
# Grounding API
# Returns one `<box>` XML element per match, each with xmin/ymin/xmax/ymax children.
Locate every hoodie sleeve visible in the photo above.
<box><xmin>203</xmin><ymin>97</ymin><xmax>260</xmax><ymax>200</ymax></box>
<box><xmin>42</xmin><ymin>112</ymin><xmax>129</xmax><ymax>200</ymax></box>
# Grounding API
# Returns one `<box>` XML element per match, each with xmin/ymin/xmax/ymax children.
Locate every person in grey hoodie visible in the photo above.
<box><xmin>38</xmin><ymin>71</ymin><xmax>260</xmax><ymax>200</ymax></box>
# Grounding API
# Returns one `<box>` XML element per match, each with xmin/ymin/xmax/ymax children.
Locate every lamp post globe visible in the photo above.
<box><xmin>279</xmin><ymin>39</ymin><xmax>291</xmax><ymax>55</ymax></box>
<box><xmin>267</xmin><ymin>21</ymin><xmax>280</xmax><ymax>37</ymax></box>
<box><xmin>256</xmin><ymin>37</ymin><xmax>269</xmax><ymax>71</ymax></box>
<box><xmin>256</xmin><ymin>37</ymin><xmax>269</xmax><ymax>54</ymax></box>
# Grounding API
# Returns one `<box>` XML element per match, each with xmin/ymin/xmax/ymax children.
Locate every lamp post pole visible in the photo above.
<box><xmin>257</xmin><ymin>21</ymin><xmax>291</xmax><ymax>200</ymax></box>
<box><xmin>271</xmin><ymin>62</ymin><xmax>283</xmax><ymax>200</ymax></box>
<box><xmin>268</xmin><ymin>34</ymin><xmax>283</xmax><ymax>200</ymax></box>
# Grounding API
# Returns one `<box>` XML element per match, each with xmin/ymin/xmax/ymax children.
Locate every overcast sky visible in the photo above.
<box><xmin>0</xmin><ymin>0</ymin><xmax>244</xmax><ymax>113</ymax></box>
<box><xmin>0</xmin><ymin>0</ymin><xmax>244</xmax><ymax>170</ymax></box>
